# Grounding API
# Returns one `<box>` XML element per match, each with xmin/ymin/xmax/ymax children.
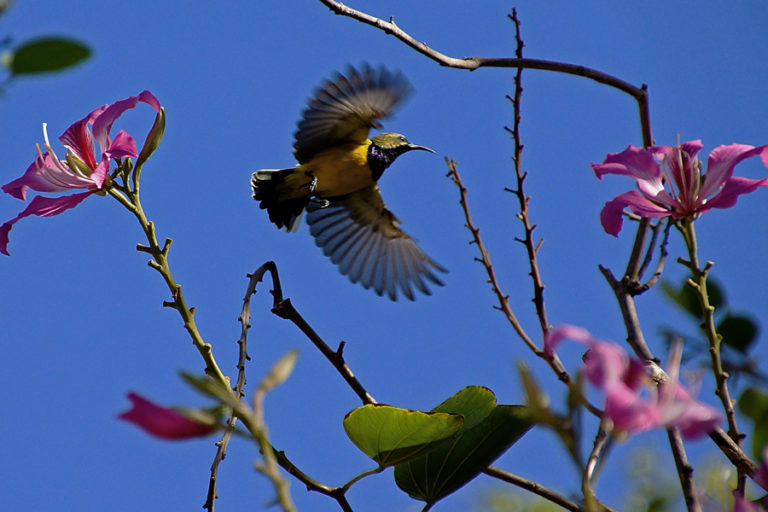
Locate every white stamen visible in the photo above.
<box><xmin>40</xmin><ymin>122</ymin><xmax>69</xmax><ymax>174</ymax></box>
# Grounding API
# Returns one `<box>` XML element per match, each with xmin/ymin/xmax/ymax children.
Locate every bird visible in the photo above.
<box><xmin>251</xmin><ymin>64</ymin><xmax>446</xmax><ymax>301</ymax></box>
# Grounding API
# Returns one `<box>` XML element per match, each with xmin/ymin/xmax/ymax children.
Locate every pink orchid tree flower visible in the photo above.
<box><xmin>545</xmin><ymin>325</ymin><xmax>722</xmax><ymax>438</ymax></box>
<box><xmin>0</xmin><ymin>90</ymin><xmax>161</xmax><ymax>255</ymax></box>
<box><xmin>118</xmin><ymin>392</ymin><xmax>216</xmax><ymax>440</ymax></box>
<box><xmin>591</xmin><ymin>141</ymin><xmax>768</xmax><ymax>236</ymax></box>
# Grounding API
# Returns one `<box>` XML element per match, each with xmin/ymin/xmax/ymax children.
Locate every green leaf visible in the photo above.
<box><xmin>717</xmin><ymin>314</ymin><xmax>758</xmax><ymax>354</ymax></box>
<box><xmin>737</xmin><ymin>387</ymin><xmax>768</xmax><ymax>458</ymax></box>
<box><xmin>259</xmin><ymin>349</ymin><xmax>299</xmax><ymax>393</ymax></box>
<box><xmin>179</xmin><ymin>372</ymin><xmax>240</xmax><ymax>409</ymax></box>
<box><xmin>661</xmin><ymin>277</ymin><xmax>725</xmax><ymax>319</ymax></box>
<box><xmin>343</xmin><ymin>404</ymin><xmax>463</xmax><ymax>467</ymax></box>
<box><xmin>431</xmin><ymin>385</ymin><xmax>497</xmax><ymax>427</ymax></box>
<box><xmin>8</xmin><ymin>37</ymin><xmax>91</xmax><ymax>75</ymax></box>
<box><xmin>394</xmin><ymin>387</ymin><xmax>533</xmax><ymax>505</ymax></box>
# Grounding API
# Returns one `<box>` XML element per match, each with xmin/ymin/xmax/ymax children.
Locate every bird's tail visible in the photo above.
<box><xmin>251</xmin><ymin>168</ymin><xmax>311</xmax><ymax>232</ymax></box>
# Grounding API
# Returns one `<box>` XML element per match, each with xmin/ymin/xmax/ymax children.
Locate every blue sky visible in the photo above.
<box><xmin>1</xmin><ymin>1</ymin><xmax>767</xmax><ymax>511</ymax></box>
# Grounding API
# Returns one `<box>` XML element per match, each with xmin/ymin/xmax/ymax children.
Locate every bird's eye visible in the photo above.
<box><xmin>399</xmin><ymin>135</ymin><xmax>407</xmax><ymax>142</ymax></box>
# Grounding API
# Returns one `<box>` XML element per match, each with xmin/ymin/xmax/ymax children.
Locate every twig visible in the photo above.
<box><xmin>676</xmin><ymin>219</ymin><xmax>745</xmax><ymax>488</ymax></box>
<box><xmin>108</xmin><ymin>179</ymin><xmax>230</xmax><ymax>389</ymax></box>
<box><xmin>252</xmin><ymin>261</ymin><xmax>375</xmax><ymax>405</ymax></box>
<box><xmin>317</xmin><ymin>0</ymin><xmax>652</xmax><ymax>146</ymax></box>
<box><xmin>251</xmin><ymin>352</ymin><xmax>299</xmax><ymax>512</ymax></box>
<box><xmin>483</xmin><ymin>466</ymin><xmax>618</xmax><ymax>512</ymax></box>
<box><xmin>636</xmin><ymin>219</ymin><xmax>672</xmax><ymax>293</ymax></box>
<box><xmin>204</xmin><ymin>267</ymin><xmax>260</xmax><ymax>511</ymax></box>
<box><xmin>582</xmin><ymin>420</ymin><xmax>610</xmax><ymax>511</ymax></box>
<box><xmin>446</xmin><ymin>159</ymin><xmax>601</xmax><ymax>417</ymax></box>
<box><xmin>667</xmin><ymin>427</ymin><xmax>701</xmax><ymax>512</ymax></box>
<box><xmin>503</xmin><ymin>9</ymin><xmax>550</xmax><ymax>339</ymax></box>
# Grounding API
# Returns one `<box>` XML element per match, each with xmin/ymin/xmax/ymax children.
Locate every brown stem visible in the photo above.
<box><xmin>253</xmin><ymin>261</ymin><xmax>376</xmax><ymax>405</ymax></box>
<box><xmin>503</xmin><ymin>10</ymin><xmax>550</xmax><ymax>340</ymax></box>
<box><xmin>483</xmin><ymin>466</ymin><xmax>618</xmax><ymax>512</ymax></box>
<box><xmin>667</xmin><ymin>428</ymin><xmax>701</xmax><ymax>512</ymax></box>
<box><xmin>317</xmin><ymin>0</ymin><xmax>652</xmax><ymax>147</ymax></box>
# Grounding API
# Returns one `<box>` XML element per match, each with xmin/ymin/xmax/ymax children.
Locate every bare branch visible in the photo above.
<box><xmin>317</xmin><ymin>0</ymin><xmax>652</xmax><ymax>147</ymax></box>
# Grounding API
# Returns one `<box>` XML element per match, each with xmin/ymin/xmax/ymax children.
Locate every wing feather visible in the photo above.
<box><xmin>293</xmin><ymin>64</ymin><xmax>412</xmax><ymax>164</ymax></box>
<box><xmin>305</xmin><ymin>185</ymin><xmax>445</xmax><ymax>300</ymax></box>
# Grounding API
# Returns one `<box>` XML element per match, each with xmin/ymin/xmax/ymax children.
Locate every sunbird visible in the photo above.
<box><xmin>251</xmin><ymin>64</ymin><xmax>446</xmax><ymax>300</ymax></box>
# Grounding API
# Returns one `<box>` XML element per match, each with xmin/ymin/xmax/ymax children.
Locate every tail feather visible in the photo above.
<box><xmin>251</xmin><ymin>168</ymin><xmax>309</xmax><ymax>232</ymax></box>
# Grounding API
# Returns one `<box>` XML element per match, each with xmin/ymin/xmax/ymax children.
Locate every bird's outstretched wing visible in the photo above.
<box><xmin>305</xmin><ymin>185</ymin><xmax>446</xmax><ymax>300</ymax></box>
<box><xmin>293</xmin><ymin>64</ymin><xmax>412</xmax><ymax>164</ymax></box>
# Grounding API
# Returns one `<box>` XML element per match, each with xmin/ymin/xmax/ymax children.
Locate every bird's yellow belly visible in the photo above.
<box><xmin>300</xmin><ymin>143</ymin><xmax>374</xmax><ymax>198</ymax></box>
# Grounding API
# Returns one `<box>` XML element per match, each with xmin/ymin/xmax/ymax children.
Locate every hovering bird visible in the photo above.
<box><xmin>251</xmin><ymin>64</ymin><xmax>446</xmax><ymax>300</ymax></box>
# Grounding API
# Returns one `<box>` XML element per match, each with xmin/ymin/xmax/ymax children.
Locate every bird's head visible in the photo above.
<box><xmin>370</xmin><ymin>133</ymin><xmax>435</xmax><ymax>155</ymax></box>
<box><xmin>367</xmin><ymin>133</ymin><xmax>436</xmax><ymax>180</ymax></box>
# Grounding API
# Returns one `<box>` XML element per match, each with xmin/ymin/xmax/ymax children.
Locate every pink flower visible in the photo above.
<box><xmin>0</xmin><ymin>90</ymin><xmax>161</xmax><ymax>255</ymax></box>
<box><xmin>546</xmin><ymin>325</ymin><xmax>722</xmax><ymax>438</ymax></box>
<box><xmin>755</xmin><ymin>445</ymin><xmax>768</xmax><ymax>491</ymax></box>
<box><xmin>733</xmin><ymin>490</ymin><xmax>764</xmax><ymax>512</ymax></box>
<box><xmin>592</xmin><ymin>141</ymin><xmax>768</xmax><ymax>236</ymax></box>
<box><xmin>118</xmin><ymin>392</ymin><xmax>216</xmax><ymax>440</ymax></box>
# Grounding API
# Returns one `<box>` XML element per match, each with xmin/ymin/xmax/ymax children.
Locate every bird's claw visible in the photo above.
<box><xmin>308</xmin><ymin>175</ymin><xmax>318</xmax><ymax>194</ymax></box>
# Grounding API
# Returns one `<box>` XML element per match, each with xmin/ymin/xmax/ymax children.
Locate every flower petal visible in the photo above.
<box><xmin>106</xmin><ymin>130</ymin><xmax>138</xmax><ymax>159</ymax></box>
<box><xmin>544</xmin><ymin>324</ymin><xmax>595</xmax><ymax>355</ymax></box>
<box><xmin>592</xmin><ymin>145</ymin><xmax>665</xmax><ymax>197</ymax></box>
<box><xmin>0</xmin><ymin>192</ymin><xmax>92</xmax><ymax>255</ymax></box>
<box><xmin>703</xmin><ymin>176</ymin><xmax>768</xmax><ymax>211</ymax></box>
<box><xmin>92</xmin><ymin>91</ymin><xmax>162</xmax><ymax>152</ymax></box>
<box><xmin>754</xmin><ymin>445</ymin><xmax>768</xmax><ymax>491</ymax></box>
<box><xmin>2</xmin><ymin>152</ymin><xmax>102</xmax><ymax>201</ymax></box>
<box><xmin>600</xmin><ymin>191</ymin><xmax>670</xmax><ymax>236</ymax></box>
<box><xmin>663</xmin><ymin>384</ymin><xmax>722</xmax><ymax>439</ymax></box>
<box><xmin>58</xmin><ymin>105</ymin><xmax>108</xmax><ymax>169</ymax></box>
<box><xmin>118</xmin><ymin>392</ymin><xmax>215</xmax><ymax>440</ymax></box>
<box><xmin>700</xmin><ymin>144</ymin><xmax>768</xmax><ymax>199</ymax></box>
<box><xmin>604</xmin><ymin>381</ymin><xmax>659</xmax><ymax>433</ymax></box>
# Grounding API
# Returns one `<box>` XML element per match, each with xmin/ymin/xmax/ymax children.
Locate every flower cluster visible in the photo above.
<box><xmin>592</xmin><ymin>141</ymin><xmax>768</xmax><ymax>236</ymax></box>
<box><xmin>545</xmin><ymin>325</ymin><xmax>721</xmax><ymax>438</ymax></box>
<box><xmin>0</xmin><ymin>91</ymin><xmax>161</xmax><ymax>255</ymax></box>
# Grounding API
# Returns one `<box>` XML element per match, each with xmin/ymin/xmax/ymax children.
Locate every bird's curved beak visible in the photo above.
<box><xmin>408</xmin><ymin>143</ymin><xmax>436</xmax><ymax>154</ymax></box>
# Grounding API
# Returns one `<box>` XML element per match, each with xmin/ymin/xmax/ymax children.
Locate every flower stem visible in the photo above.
<box><xmin>678</xmin><ymin>218</ymin><xmax>744</xmax><ymax>486</ymax></box>
<box><xmin>112</xmin><ymin>182</ymin><xmax>229</xmax><ymax>389</ymax></box>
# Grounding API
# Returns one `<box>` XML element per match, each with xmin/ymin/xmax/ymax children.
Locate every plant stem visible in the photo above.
<box><xmin>678</xmin><ymin>218</ymin><xmax>744</xmax><ymax>485</ymax></box>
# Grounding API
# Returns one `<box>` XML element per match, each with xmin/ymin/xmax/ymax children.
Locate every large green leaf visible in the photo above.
<box><xmin>8</xmin><ymin>37</ymin><xmax>91</xmax><ymax>75</ymax></box>
<box><xmin>343</xmin><ymin>404</ymin><xmax>463</xmax><ymax>467</ymax></box>
<box><xmin>394</xmin><ymin>387</ymin><xmax>532</xmax><ymax>504</ymax></box>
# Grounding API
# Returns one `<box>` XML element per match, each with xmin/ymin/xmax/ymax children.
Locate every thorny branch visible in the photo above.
<box><xmin>252</xmin><ymin>262</ymin><xmax>376</xmax><ymax>405</ymax></box>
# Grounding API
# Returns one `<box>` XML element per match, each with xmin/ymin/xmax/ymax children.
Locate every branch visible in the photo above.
<box><xmin>446</xmin><ymin>159</ymin><xmax>602</xmax><ymax>417</ymax></box>
<box><xmin>254</xmin><ymin>261</ymin><xmax>376</xmax><ymax>405</ymax></box>
<box><xmin>317</xmin><ymin>0</ymin><xmax>652</xmax><ymax>147</ymax></box>
<box><xmin>483</xmin><ymin>466</ymin><xmax>618</xmax><ymax>512</ymax></box>
<box><xmin>667</xmin><ymin>428</ymin><xmax>701</xmax><ymax>512</ymax></box>
<box><xmin>504</xmin><ymin>9</ymin><xmax>550</xmax><ymax>340</ymax></box>
<box><xmin>204</xmin><ymin>265</ymin><xmax>262</xmax><ymax>511</ymax></box>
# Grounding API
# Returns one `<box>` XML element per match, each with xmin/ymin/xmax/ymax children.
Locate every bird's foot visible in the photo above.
<box><xmin>316</xmin><ymin>199</ymin><xmax>330</xmax><ymax>208</ymax></box>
